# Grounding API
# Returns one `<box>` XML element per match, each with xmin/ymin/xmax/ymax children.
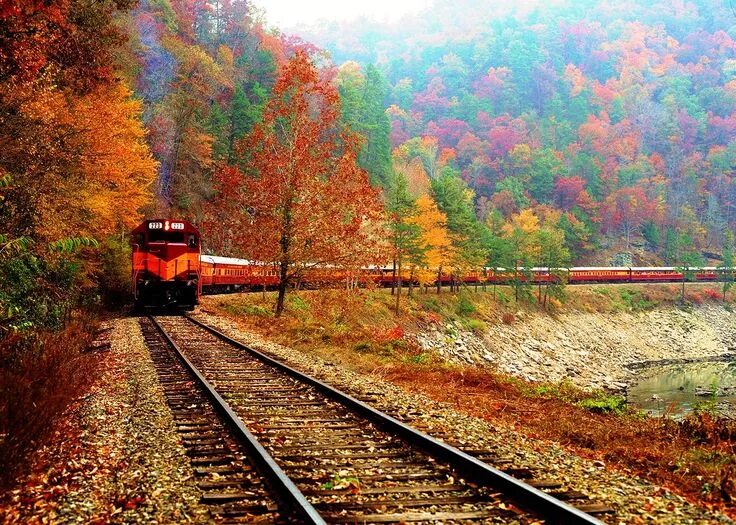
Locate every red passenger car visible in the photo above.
<box><xmin>200</xmin><ymin>255</ymin><xmax>280</xmax><ymax>292</ymax></box>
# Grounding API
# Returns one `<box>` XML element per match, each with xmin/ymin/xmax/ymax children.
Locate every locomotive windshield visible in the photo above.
<box><xmin>148</xmin><ymin>230</ymin><xmax>186</xmax><ymax>243</ymax></box>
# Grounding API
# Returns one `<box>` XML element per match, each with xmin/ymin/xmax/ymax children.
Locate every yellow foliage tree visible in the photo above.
<box><xmin>408</xmin><ymin>194</ymin><xmax>457</xmax><ymax>289</ymax></box>
<box><xmin>502</xmin><ymin>208</ymin><xmax>541</xmax><ymax>301</ymax></box>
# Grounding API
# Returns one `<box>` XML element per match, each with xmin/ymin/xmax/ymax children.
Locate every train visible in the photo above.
<box><xmin>131</xmin><ymin>219</ymin><xmax>732</xmax><ymax>309</ymax></box>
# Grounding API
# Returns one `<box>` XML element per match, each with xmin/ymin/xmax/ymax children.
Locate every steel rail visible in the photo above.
<box><xmin>186</xmin><ymin>315</ymin><xmax>605</xmax><ymax>525</ymax></box>
<box><xmin>148</xmin><ymin>316</ymin><xmax>325</xmax><ymax>525</ymax></box>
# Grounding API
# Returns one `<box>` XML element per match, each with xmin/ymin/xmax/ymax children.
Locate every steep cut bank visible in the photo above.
<box><xmin>419</xmin><ymin>304</ymin><xmax>736</xmax><ymax>392</ymax></box>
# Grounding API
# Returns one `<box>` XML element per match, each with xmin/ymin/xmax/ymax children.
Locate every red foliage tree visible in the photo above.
<box><xmin>553</xmin><ymin>176</ymin><xmax>587</xmax><ymax>210</ymax></box>
<box><xmin>206</xmin><ymin>51</ymin><xmax>383</xmax><ymax>315</ymax></box>
<box><xmin>600</xmin><ymin>186</ymin><xmax>661</xmax><ymax>249</ymax></box>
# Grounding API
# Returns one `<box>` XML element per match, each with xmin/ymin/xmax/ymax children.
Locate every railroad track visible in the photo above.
<box><xmin>141</xmin><ymin>314</ymin><xmax>612</xmax><ymax>524</ymax></box>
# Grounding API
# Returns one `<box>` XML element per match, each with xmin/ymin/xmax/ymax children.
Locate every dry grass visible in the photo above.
<box><xmin>0</xmin><ymin>322</ymin><xmax>100</xmax><ymax>488</ymax></box>
<box><xmin>203</xmin><ymin>285</ymin><xmax>736</xmax><ymax>516</ymax></box>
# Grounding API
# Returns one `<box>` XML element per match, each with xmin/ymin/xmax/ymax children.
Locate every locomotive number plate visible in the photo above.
<box><xmin>149</xmin><ymin>222</ymin><xmax>163</xmax><ymax>229</ymax></box>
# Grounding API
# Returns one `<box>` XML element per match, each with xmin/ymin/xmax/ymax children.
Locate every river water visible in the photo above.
<box><xmin>626</xmin><ymin>360</ymin><xmax>736</xmax><ymax>417</ymax></box>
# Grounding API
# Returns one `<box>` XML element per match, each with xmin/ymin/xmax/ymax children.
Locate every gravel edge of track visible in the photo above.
<box><xmin>0</xmin><ymin>317</ymin><xmax>212</xmax><ymax>524</ymax></box>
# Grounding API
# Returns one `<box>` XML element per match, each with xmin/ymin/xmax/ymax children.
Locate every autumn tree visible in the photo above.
<box><xmin>431</xmin><ymin>167</ymin><xmax>484</xmax><ymax>289</ymax></box>
<box><xmin>673</xmin><ymin>233</ymin><xmax>704</xmax><ymax>303</ymax></box>
<box><xmin>600</xmin><ymin>187</ymin><xmax>660</xmax><ymax>249</ymax></box>
<box><xmin>386</xmin><ymin>172</ymin><xmax>423</xmax><ymax>313</ymax></box>
<box><xmin>408</xmin><ymin>194</ymin><xmax>457</xmax><ymax>293</ymax></box>
<box><xmin>0</xmin><ymin>0</ymin><xmax>156</xmax><ymax>328</ymax></box>
<box><xmin>502</xmin><ymin>209</ymin><xmax>541</xmax><ymax>303</ymax></box>
<box><xmin>207</xmin><ymin>51</ymin><xmax>382</xmax><ymax>316</ymax></box>
<box><xmin>535</xmin><ymin>225</ymin><xmax>571</xmax><ymax>308</ymax></box>
<box><xmin>484</xmin><ymin>209</ymin><xmax>513</xmax><ymax>299</ymax></box>
<box><xmin>720</xmin><ymin>231</ymin><xmax>734</xmax><ymax>300</ymax></box>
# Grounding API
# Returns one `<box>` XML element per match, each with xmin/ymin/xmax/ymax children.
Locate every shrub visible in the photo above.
<box><xmin>287</xmin><ymin>294</ymin><xmax>309</xmax><ymax>311</ymax></box>
<box><xmin>690</xmin><ymin>292</ymin><xmax>704</xmax><ymax>305</ymax></box>
<box><xmin>502</xmin><ymin>312</ymin><xmax>515</xmax><ymax>325</ymax></box>
<box><xmin>224</xmin><ymin>302</ymin><xmax>272</xmax><ymax>317</ymax></box>
<box><xmin>0</xmin><ymin>255</ymin><xmax>82</xmax><ymax>333</ymax></box>
<box><xmin>529</xmin><ymin>378</ymin><xmax>580</xmax><ymax>403</ymax></box>
<box><xmin>703</xmin><ymin>288</ymin><xmax>722</xmax><ymax>301</ymax></box>
<box><xmin>456</xmin><ymin>294</ymin><xmax>476</xmax><ymax>316</ymax></box>
<box><xmin>578</xmin><ymin>394</ymin><xmax>627</xmax><ymax>414</ymax></box>
<box><xmin>0</xmin><ymin>323</ymin><xmax>98</xmax><ymax>488</ymax></box>
<box><xmin>421</xmin><ymin>297</ymin><xmax>443</xmax><ymax>313</ymax></box>
<box><xmin>618</xmin><ymin>289</ymin><xmax>654</xmax><ymax>311</ymax></box>
<box><xmin>422</xmin><ymin>311</ymin><xmax>443</xmax><ymax>324</ymax></box>
<box><xmin>407</xmin><ymin>352</ymin><xmax>429</xmax><ymax>364</ymax></box>
<box><xmin>97</xmin><ymin>237</ymin><xmax>132</xmax><ymax>309</ymax></box>
<box><xmin>376</xmin><ymin>325</ymin><xmax>404</xmax><ymax>344</ymax></box>
<box><xmin>462</xmin><ymin>318</ymin><xmax>486</xmax><ymax>333</ymax></box>
<box><xmin>495</xmin><ymin>290</ymin><xmax>510</xmax><ymax>305</ymax></box>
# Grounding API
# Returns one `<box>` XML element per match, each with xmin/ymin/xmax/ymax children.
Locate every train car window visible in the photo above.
<box><xmin>188</xmin><ymin>235</ymin><xmax>197</xmax><ymax>248</ymax></box>
<box><xmin>134</xmin><ymin>233</ymin><xmax>144</xmax><ymax>245</ymax></box>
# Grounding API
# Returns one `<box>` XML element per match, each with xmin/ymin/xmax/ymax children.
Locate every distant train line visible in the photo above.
<box><xmin>131</xmin><ymin>219</ymin><xmax>728</xmax><ymax>308</ymax></box>
<box><xmin>143</xmin><ymin>313</ymin><xmax>612</xmax><ymax>523</ymax></box>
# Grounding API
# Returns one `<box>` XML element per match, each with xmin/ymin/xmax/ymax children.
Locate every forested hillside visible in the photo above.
<box><xmin>124</xmin><ymin>0</ymin><xmax>306</xmax><ymax>215</ymax></box>
<box><xmin>8</xmin><ymin>0</ymin><xmax>736</xmax><ymax>326</ymax></box>
<box><xmin>0</xmin><ymin>0</ymin><xmax>304</xmax><ymax>328</ymax></box>
<box><xmin>301</xmin><ymin>0</ymin><xmax>736</xmax><ymax>265</ymax></box>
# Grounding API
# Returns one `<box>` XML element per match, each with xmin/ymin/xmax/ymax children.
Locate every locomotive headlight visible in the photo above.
<box><xmin>164</xmin><ymin>220</ymin><xmax>170</xmax><ymax>231</ymax></box>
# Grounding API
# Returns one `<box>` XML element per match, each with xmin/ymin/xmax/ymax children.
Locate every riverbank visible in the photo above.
<box><xmin>417</xmin><ymin>302</ymin><xmax>736</xmax><ymax>392</ymax></box>
<box><xmin>194</xmin><ymin>308</ymin><xmax>733</xmax><ymax>523</ymax></box>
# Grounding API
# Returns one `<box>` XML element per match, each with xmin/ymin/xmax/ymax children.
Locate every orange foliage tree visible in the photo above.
<box><xmin>207</xmin><ymin>51</ymin><xmax>383</xmax><ymax>315</ymax></box>
<box><xmin>1</xmin><ymin>0</ymin><xmax>156</xmax><ymax>246</ymax></box>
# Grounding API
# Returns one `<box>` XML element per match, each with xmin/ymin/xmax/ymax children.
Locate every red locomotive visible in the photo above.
<box><xmin>131</xmin><ymin>219</ymin><xmax>732</xmax><ymax>309</ymax></box>
<box><xmin>131</xmin><ymin>219</ymin><xmax>201</xmax><ymax>309</ymax></box>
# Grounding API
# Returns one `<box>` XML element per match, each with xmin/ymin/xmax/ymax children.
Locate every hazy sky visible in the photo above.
<box><xmin>254</xmin><ymin>0</ymin><xmax>431</xmax><ymax>28</ymax></box>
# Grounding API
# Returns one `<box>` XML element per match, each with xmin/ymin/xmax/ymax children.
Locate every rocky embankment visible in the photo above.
<box><xmin>415</xmin><ymin>304</ymin><xmax>736</xmax><ymax>391</ymax></box>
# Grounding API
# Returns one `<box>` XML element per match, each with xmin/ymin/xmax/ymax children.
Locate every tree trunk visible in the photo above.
<box><xmin>436</xmin><ymin>266</ymin><xmax>442</xmax><ymax>294</ymax></box>
<box><xmin>275</xmin><ymin>259</ymin><xmax>288</xmax><ymax>316</ymax></box>
<box><xmin>681</xmin><ymin>270</ymin><xmax>686</xmax><ymax>302</ymax></box>
<box><xmin>395</xmin><ymin>258</ymin><xmax>402</xmax><ymax>314</ymax></box>
<box><xmin>544</xmin><ymin>282</ymin><xmax>549</xmax><ymax>309</ymax></box>
<box><xmin>391</xmin><ymin>257</ymin><xmax>396</xmax><ymax>295</ymax></box>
